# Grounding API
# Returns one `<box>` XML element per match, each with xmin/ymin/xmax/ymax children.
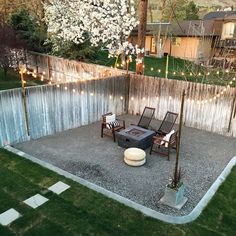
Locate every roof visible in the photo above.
<box><xmin>203</xmin><ymin>11</ymin><xmax>236</xmax><ymax>20</ymax></box>
<box><xmin>171</xmin><ymin>20</ymin><xmax>216</xmax><ymax>36</ymax></box>
<box><xmin>130</xmin><ymin>20</ymin><xmax>217</xmax><ymax>37</ymax></box>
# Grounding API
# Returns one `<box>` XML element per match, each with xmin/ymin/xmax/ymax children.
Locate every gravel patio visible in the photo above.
<box><xmin>14</xmin><ymin>114</ymin><xmax>236</xmax><ymax>216</ymax></box>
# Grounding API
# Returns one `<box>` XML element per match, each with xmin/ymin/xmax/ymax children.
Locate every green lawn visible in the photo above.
<box><xmin>92</xmin><ymin>50</ymin><xmax>236</xmax><ymax>87</ymax></box>
<box><xmin>0</xmin><ymin>149</ymin><xmax>235</xmax><ymax>235</ymax></box>
<box><xmin>0</xmin><ymin>69</ymin><xmax>45</xmax><ymax>91</ymax></box>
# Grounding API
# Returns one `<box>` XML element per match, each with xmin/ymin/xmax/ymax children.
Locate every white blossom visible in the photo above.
<box><xmin>44</xmin><ymin>0</ymin><xmax>138</xmax><ymax>54</ymax></box>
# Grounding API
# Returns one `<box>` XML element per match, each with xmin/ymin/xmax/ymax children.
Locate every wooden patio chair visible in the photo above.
<box><xmin>155</xmin><ymin>111</ymin><xmax>178</xmax><ymax>136</ymax></box>
<box><xmin>101</xmin><ymin>112</ymin><xmax>125</xmax><ymax>142</ymax></box>
<box><xmin>134</xmin><ymin>106</ymin><xmax>155</xmax><ymax>129</ymax></box>
<box><xmin>149</xmin><ymin>130</ymin><xmax>178</xmax><ymax>160</ymax></box>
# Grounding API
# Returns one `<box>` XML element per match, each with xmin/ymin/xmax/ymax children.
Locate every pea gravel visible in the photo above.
<box><xmin>14</xmin><ymin>114</ymin><xmax>236</xmax><ymax>216</ymax></box>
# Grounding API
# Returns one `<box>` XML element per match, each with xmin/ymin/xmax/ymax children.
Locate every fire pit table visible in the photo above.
<box><xmin>116</xmin><ymin>125</ymin><xmax>155</xmax><ymax>150</ymax></box>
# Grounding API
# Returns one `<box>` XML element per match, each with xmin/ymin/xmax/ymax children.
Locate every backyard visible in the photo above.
<box><xmin>0</xmin><ymin>2</ymin><xmax>236</xmax><ymax>235</ymax></box>
<box><xmin>0</xmin><ymin>145</ymin><xmax>235</xmax><ymax>236</ymax></box>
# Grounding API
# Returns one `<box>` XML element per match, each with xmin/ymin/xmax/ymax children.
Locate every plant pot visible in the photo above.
<box><xmin>159</xmin><ymin>183</ymin><xmax>188</xmax><ymax>210</ymax></box>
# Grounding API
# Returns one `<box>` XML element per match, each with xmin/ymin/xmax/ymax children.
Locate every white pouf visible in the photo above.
<box><xmin>124</xmin><ymin>148</ymin><xmax>146</xmax><ymax>166</ymax></box>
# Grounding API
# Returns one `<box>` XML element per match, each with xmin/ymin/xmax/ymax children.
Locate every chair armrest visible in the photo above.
<box><xmin>102</xmin><ymin>112</ymin><xmax>112</xmax><ymax>117</ymax></box>
<box><xmin>117</xmin><ymin>118</ymin><xmax>125</xmax><ymax>128</ymax></box>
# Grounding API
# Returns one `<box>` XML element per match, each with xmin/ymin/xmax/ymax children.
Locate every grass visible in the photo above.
<box><xmin>0</xmin><ymin>148</ymin><xmax>235</xmax><ymax>235</ymax></box>
<box><xmin>92</xmin><ymin>50</ymin><xmax>236</xmax><ymax>87</ymax></box>
<box><xmin>0</xmin><ymin>69</ymin><xmax>45</xmax><ymax>91</ymax></box>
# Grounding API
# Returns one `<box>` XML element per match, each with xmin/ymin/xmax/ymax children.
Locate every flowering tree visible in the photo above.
<box><xmin>0</xmin><ymin>24</ymin><xmax>26</xmax><ymax>79</ymax></box>
<box><xmin>44</xmin><ymin>0</ymin><xmax>138</xmax><ymax>56</ymax></box>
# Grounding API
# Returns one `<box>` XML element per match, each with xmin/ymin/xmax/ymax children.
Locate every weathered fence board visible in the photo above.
<box><xmin>0</xmin><ymin>89</ymin><xmax>28</xmax><ymax>146</ymax></box>
<box><xmin>129</xmin><ymin>74</ymin><xmax>236</xmax><ymax>136</ymax></box>
<box><xmin>0</xmin><ymin>76</ymin><xmax>128</xmax><ymax>145</ymax></box>
<box><xmin>27</xmin><ymin>52</ymin><xmax>123</xmax><ymax>83</ymax></box>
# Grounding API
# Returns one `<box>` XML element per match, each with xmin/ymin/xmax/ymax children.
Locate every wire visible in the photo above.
<box><xmin>168</xmin><ymin>0</ymin><xmax>185</xmax><ymax>34</ymax></box>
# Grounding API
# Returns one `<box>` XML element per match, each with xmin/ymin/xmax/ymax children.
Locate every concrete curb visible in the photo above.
<box><xmin>4</xmin><ymin>146</ymin><xmax>236</xmax><ymax>224</ymax></box>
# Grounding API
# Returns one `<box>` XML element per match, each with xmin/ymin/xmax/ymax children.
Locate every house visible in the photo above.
<box><xmin>129</xmin><ymin>11</ymin><xmax>236</xmax><ymax>67</ymax></box>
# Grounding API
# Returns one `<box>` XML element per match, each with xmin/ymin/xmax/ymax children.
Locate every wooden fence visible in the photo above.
<box><xmin>26</xmin><ymin>51</ymin><xmax>123</xmax><ymax>83</ymax></box>
<box><xmin>0</xmin><ymin>88</ymin><xmax>28</xmax><ymax>146</ymax></box>
<box><xmin>0</xmin><ymin>76</ymin><xmax>129</xmax><ymax>146</ymax></box>
<box><xmin>129</xmin><ymin>74</ymin><xmax>236</xmax><ymax>137</ymax></box>
<box><xmin>1</xmin><ymin>56</ymin><xmax>236</xmax><ymax>146</ymax></box>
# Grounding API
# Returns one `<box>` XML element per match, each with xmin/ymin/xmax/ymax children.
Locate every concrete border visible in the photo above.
<box><xmin>4</xmin><ymin>146</ymin><xmax>236</xmax><ymax>224</ymax></box>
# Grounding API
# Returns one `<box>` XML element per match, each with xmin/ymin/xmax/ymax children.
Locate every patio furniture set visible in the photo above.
<box><xmin>101</xmin><ymin>107</ymin><xmax>178</xmax><ymax>166</ymax></box>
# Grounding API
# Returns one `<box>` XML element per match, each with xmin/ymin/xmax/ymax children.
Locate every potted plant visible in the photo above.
<box><xmin>160</xmin><ymin>167</ymin><xmax>187</xmax><ymax>209</ymax></box>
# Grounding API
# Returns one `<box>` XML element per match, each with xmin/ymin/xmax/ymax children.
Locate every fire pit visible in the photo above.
<box><xmin>126</xmin><ymin>128</ymin><xmax>145</xmax><ymax>137</ymax></box>
<box><xmin>116</xmin><ymin>125</ymin><xmax>155</xmax><ymax>150</ymax></box>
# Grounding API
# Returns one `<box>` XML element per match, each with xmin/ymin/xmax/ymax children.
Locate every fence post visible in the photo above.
<box><xmin>47</xmin><ymin>55</ymin><xmax>51</xmax><ymax>80</ymax></box>
<box><xmin>20</xmin><ymin>70</ymin><xmax>30</xmax><ymax>136</ymax></box>
<box><xmin>228</xmin><ymin>88</ymin><xmax>236</xmax><ymax>132</ymax></box>
<box><xmin>125</xmin><ymin>74</ymin><xmax>130</xmax><ymax>113</ymax></box>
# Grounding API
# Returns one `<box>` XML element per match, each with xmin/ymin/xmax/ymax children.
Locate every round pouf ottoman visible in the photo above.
<box><xmin>124</xmin><ymin>148</ymin><xmax>146</xmax><ymax>166</ymax></box>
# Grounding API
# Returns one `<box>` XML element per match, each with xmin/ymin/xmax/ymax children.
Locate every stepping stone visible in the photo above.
<box><xmin>23</xmin><ymin>194</ymin><xmax>49</xmax><ymax>209</ymax></box>
<box><xmin>0</xmin><ymin>208</ymin><xmax>21</xmax><ymax>226</ymax></box>
<box><xmin>48</xmin><ymin>181</ymin><xmax>70</xmax><ymax>195</ymax></box>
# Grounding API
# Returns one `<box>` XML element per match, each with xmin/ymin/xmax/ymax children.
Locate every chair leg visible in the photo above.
<box><xmin>150</xmin><ymin>142</ymin><xmax>154</xmax><ymax>155</ymax></box>
<box><xmin>112</xmin><ymin>128</ymin><xmax>116</xmax><ymax>142</ymax></box>
<box><xmin>101</xmin><ymin>125</ymin><xmax>104</xmax><ymax>138</ymax></box>
<box><xmin>167</xmin><ymin>146</ymin><xmax>170</xmax><ymax>161</ymax></box>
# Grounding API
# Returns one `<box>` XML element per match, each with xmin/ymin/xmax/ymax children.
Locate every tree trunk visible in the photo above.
<box><xmin>156</xmin><ymin>0</ymin><xmax>167</xmax><ymax>58</ymax></box>
<box><xmin>136</xmin><ymin>0</ymin><xmax>148</xmax><ymax>75</ymax></box>
<box><xmin>3</xmin><ymin>67</ymin><xmax>8</xmax><ymax>80</ymax></box>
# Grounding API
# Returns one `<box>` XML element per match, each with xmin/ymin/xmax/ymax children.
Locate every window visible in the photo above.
<box><xmin>222</xmin><ymin>22</ymin><xmax>236</xmax><ymax>39</ymax></box>
<box><xmin>172</xmin><ymin>37</ymin><xmax>181</xmax><ymax>46</ymax></box>
<box><xmin>151</xmin><ymin>37</ymin><xmax>156</xmax><ymax>53</ymax></box>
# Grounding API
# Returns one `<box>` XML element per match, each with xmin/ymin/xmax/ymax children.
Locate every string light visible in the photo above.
<box><xmin>19</xmin><ymin>64</ymin><xmax>236</xmax><ymax>106</ymax></box>
<box><xmin>130</xmin><ymin>71</ymin><xmax>236</xmax><ymax>105</ymax></box>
